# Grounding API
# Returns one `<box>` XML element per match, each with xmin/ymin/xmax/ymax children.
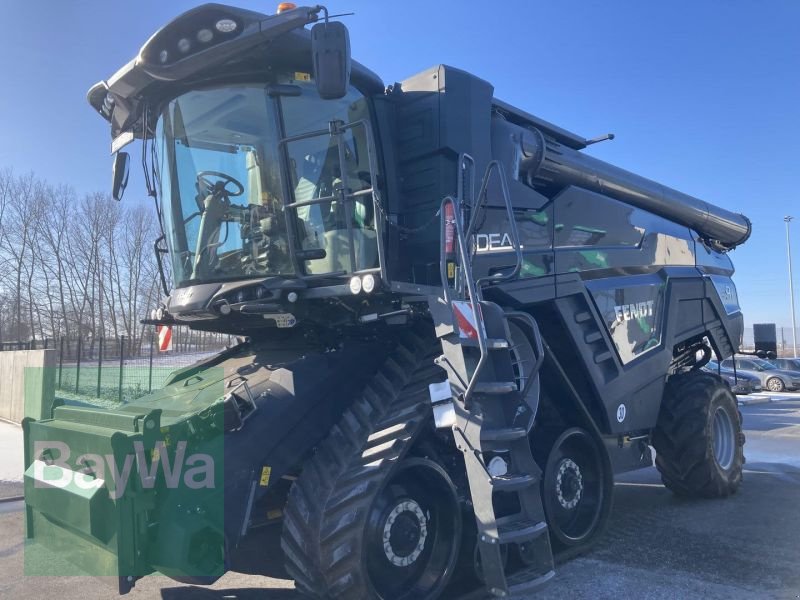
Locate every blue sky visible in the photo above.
<box><xmin>1</xmin><ymin>1</ymin><xmax>798</xmax><ymax>327</ymax></box>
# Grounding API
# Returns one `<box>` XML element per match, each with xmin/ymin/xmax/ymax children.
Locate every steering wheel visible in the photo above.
<box><xmin>196</xmin><ymin>171</ymin><xmax>245</xmax><ymax>209</ymax></box>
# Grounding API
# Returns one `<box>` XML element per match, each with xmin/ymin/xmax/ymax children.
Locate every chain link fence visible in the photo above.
<box><xmin>3</xmin><ymin>325</ymin><xmax>799</xmax><ymax>405</ymax></box>
<box><xmin>50</xmin><ymin>329</ymin><xmax>234</xmax><ymax>404</ymax></box>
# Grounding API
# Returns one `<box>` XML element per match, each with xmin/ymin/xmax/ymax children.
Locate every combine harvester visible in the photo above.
<box><xmin>24</xmin><ymin>3</ymin><xmax>750</xmax><ymax>598</ymax></box>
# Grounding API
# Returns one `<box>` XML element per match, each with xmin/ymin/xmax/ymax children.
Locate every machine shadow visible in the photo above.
<box><xmin>161</xmin><ymin>588</ymin><xmax>298</xmax><ymax>600</ymax></box>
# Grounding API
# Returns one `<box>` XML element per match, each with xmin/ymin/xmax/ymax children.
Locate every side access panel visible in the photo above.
<box><xmin>390</xmin><ymin>65</ymin><xmax>495</xmax><ymax>285</ymax></box>
<box><xmin>547</xmin><ymin>266</ymin><xmax>742</xmax><ymax>435</ymax></box>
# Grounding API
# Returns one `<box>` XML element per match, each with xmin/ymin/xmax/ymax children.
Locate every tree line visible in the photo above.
<box><xmin>0</xmin><ymin>169</ymin><xmax>161</xmax><ymax>352</ymax></box>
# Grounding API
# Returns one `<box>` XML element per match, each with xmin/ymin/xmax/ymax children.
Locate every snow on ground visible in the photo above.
<box><xmin>737</xmin><ymin>390</ymin><xmax>800</xmax><ymax>405</ymax></box>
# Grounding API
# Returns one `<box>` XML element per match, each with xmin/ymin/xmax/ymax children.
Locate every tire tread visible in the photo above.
<box><xmin>281</xmin><ymin>325</ymin><xmax>446</xmax><ymax>599</ymax></box>
<box><xmin>652</xmin><ymin>370</ymin><xmax>744</xmax><ymax>498</ymax></box>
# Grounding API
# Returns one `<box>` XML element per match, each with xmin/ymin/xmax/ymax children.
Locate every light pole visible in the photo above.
<box><xmin>786</xmin><ymin>216</ymin><xmax>798</xmax><ymax>358</ymax></box>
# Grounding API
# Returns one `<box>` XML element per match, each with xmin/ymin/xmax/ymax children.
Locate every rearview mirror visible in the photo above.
<box><xmin>112</xmin><ymin>151</ymin><xmax>130</xmax><ymax>201</ymax></box>
<box><xmin>311</xmin><ymin>20</ymin><xmax>351</xmax><ymax>100</ymax></box>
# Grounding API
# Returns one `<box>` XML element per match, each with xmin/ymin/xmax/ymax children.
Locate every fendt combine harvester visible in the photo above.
<box><xmin>23</xmin><ymin>3</ymin><xmax>752</xmax><ymax>598</ymax></box>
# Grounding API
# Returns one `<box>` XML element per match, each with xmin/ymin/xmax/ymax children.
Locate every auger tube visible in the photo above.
<box><xmin>519</xmin><ymin>128</ymin><xmax>751</xmax><ymax>249</ymax></box>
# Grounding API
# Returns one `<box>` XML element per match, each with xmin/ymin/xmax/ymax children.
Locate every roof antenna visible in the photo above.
<box><xmin>585</xmin><ymin>133</ymin><xmax>615</xmax><ymax>146</ymax></box>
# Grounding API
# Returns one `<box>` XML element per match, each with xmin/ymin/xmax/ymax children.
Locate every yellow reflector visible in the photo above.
<box><xmin>259</xmin><ymin>465</ymin><xmax>272</xmax><ymax>486</ymax></box>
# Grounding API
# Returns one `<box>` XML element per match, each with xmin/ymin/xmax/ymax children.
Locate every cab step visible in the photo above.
<box><xmin>459</xmin><ymin>337</ymin><xmax>510</xmax><ymax>350</ymax></box>
<box><xmin>496</xmin><ymin>519</ymin><xmax>548</xmax><ymax>545</ymax></box>
<box><xmin>506</xmin><ymin>568</ymin><xmax>557</xmax><ymax>596</ymax></box>
<box><xmin>485</xmin><ymin>338</ymin><xmax>510</xmax><ymax>350</ymax></box>
<box><xmin>491</xmin><ymin>472</ymin><xmax>536</xmax><ymax>492</ymax></box>
<box><xmin>481</xmin><ymin>426</ymin><xmax>528</xmax><ymax>443</ymax></box>
<box><xmin>474</xmin><ymin>381</ymin><xmax>517</xmax><ymax>395</ymax></box>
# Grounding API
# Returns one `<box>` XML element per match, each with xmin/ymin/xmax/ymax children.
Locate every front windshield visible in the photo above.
<box><xmin>155</xmin><ymin>80</ymin><xmax>378</xmax><ymax>287</ymax></box>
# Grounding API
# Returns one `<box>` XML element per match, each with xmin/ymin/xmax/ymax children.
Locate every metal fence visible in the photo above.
<box><xmin>49</xmin><ymin>329</ymin><xmax>234</xmax><ymax>403</ymax></box>
<box><xmin>3</xmin><ymin>324</ymin><xmax>799</xmax><ymax>403</ymax></box>
<box><xmin>0</xmin><ymin>339</ymin><xmax>56</xmax><ymax>351</ymax></box>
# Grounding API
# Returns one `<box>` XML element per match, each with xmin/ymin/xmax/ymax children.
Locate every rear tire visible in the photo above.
<box><xmin>652</xmin><ymin>370</ymin><xmax>744</xmax><ymax>498</ymax></box>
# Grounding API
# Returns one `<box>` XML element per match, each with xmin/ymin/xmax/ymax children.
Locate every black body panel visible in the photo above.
<box><xmin>164</xmin><ymin>336</ymin><xmax>392</xmax><ymax>544</ymax></box>
<box><xmin>384</xmin><ymin>65</ymin><xmax>743</xmax><ymax>437</ymax></box>
<box><xmin>490</xmin><ymin>265</ymin><xmax>742</xmax><ymax>435</ymax></box>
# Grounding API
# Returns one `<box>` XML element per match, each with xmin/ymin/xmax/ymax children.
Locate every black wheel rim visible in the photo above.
<box><xmin>544</xmin><ymin>429</ymin><xmax>606</xmax><ymax>544</ymax></box>
<box><xmin>365</xmin><ymin>458</ymin><xmax>461</xmax><ymax>600</ymax></box>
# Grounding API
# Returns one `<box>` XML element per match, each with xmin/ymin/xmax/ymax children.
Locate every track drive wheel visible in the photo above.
<box><xmin>541</xmin><ymin>427</ymin><xmax>613</xmax><ymax>553</ymax></box>
<box><xmin>363</xmin><ymin>458</ymin><xmax>461</xmax><ymax>599</ymax></box>
<box><xmin>652</xmin><ymin>370</ymin><xmax>744</xmax><ymax>497</ymax></box>
<box><xmin>281</xmin><ymin>330</ymin><xmax>461</xmax><ymax>600</ymax></box>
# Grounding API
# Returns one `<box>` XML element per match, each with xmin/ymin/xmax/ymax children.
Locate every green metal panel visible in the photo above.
<box><xmin>24</xmin><ymin>462</ymin><xmax>116</xmax><ymax>541</ymax></box>
<box><xmin>23</xmin><ymin>366</ymin><xmax>225</xmax><ymax>585</ymax></box>
<box><xmin>53</xmin><ymin>406</ymin><xmax>142</xmax><ymax>432</ymax></box>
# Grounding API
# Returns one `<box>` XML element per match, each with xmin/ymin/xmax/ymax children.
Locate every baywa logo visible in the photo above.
<box><xmin>33</xmin><ymin>440</ymin><xmax>215</xmax><ymax>500</ymax></box>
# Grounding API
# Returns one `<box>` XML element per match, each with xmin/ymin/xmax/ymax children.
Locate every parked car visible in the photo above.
<box><xmin>703</xmin><ymin>360</ymin><xmax>762</xmax><ymax>394</ymax></box>
<box><xmin>720</xmin><ymin>356</ymin><xmax>800</xmax><ymax>392</ymax></box>
<box><xmin>770</xmin><ymin>357</ymin><xmax>800</xmax><ymax>372</ymax></box>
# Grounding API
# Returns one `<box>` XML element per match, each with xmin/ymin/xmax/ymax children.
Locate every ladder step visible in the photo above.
<box><xmin>481</xmin><ymin>426</ymin><xmax>528</xmax><ymax>443</ymax></box>
<box><xmin>491</xmin><ymin>472</ymin><xmax>536</xmax><ymax>492</ymax></box>
<box><xmin>458</xmin><ymin>337</ymin><xmax>510</xmax><ymax>350</ymax></box>
<box><xmin>485</xmin><ymin>338</ymin><xmax>510</xmax><ymax>350</ymax></box>
<box><xmin>507</xmin><ymin>568</ymin><xmax>556</xmax><ymax>594</ymax></box>
<box><xmin>474</xmin><ymin>381</ymin><xmax>517</xmax><ymax>395</ymax></box>
<box><xmin>496</xmin><ymin>519</ymin><xmax>548</xmax><ymax>545</ymax></box>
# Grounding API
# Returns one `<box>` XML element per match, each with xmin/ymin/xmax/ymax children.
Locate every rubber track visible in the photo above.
<box><xmin>651</xmin><ymin>370</ymin><xmax>744</xmax><ymax>498</ymax></box>
<box><xmin>281</xmin><ymin>326</ymin><xmax>444</xmax><ymax>599</ymax></box>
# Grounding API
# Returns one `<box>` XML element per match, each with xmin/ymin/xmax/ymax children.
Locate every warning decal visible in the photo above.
<box><xmin>157</xmin><ymin>325</ymin><xmax>172</xmax><ymax>352</ymax></box>
<box><xmin>451</xmin><ymin>301</ymin><xmax>485</xmax><ymax>340</ymax></box>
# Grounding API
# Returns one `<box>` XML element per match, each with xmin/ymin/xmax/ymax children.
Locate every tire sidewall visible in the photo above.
<box><xmin>706</xmin><ymin>383</ymin><xmax>744</xmax><ymax>480</ymax></box>
<box><xmin>653</xmin><ymin>371</ymin><xmax>745</xmax><ymax>498</ymax></box>
<box><xmin>542</xmin><ymin>427</ymin><xmax>613</xmax><ymax>550</ymax></box>
<box><xmin>363</xmin><ymin>458</ymin><xmax>462</xmax><ymax>600</ymax></box>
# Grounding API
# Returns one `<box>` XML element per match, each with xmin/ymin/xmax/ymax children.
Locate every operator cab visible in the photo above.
<box><xmin>155</xmin><ymin>79</ymin><xmax>378</xmax><ymax>284</ymax></box>
<box><xmin>91</xmin><ymin>4</ymin><xmax>388</xmax><ymax>332</ymax></box>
